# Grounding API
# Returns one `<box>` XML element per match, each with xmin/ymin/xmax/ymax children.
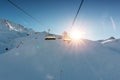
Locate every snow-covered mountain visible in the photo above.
<box><xmin>0</xmin><ymin>19</ymin><xmax>120</xmax><ymax>80</ymax></box>
<box><xmin>98</xmin><ymin>36</ymin><xmax>116</xmax><ymax>44</ymax></box>
<box><xmin>0</xmin><ymin>19</ymin><xmax>34</xmax><ymax>33</ymax></box>
<box><xmin>0</xmin><ymin>19</ymin><xmax>34</xmax><ymax>53</ymax></box>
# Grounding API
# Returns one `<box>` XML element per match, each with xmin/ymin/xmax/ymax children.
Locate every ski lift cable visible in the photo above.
<box><xmin>7</xmin><ymin>0</ymin><xmax>48</xmax><ymax>27</ymax></box>
<box><xmin>72</xmin><ymin>0</ymin><xmax>84</xmax><ymax>27</ymax></box>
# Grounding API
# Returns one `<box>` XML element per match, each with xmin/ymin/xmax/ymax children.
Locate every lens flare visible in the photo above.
<box><xmin>70</xmin><ymin>29</ymin><xmax>81</xmax><ymax>40</ymax></box>
<box><xmin>70</xmin><ymin>28</ymin><xmax>82</xmax><ymax>40</ymax></box>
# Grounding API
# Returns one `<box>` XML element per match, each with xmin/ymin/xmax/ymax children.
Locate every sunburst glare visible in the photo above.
<box><xmin>69</xmin><ymin>27</ymin><xmax>86</xmax><ymax>41</ymax></box>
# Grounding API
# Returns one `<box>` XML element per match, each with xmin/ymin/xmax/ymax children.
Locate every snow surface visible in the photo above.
<box><xmin>0</xmin><ymin>19</ymin><xmax>120</xmax><ymax>80</ymax></box>
<box><xmin>0</xmin><ymin>19</ymin><xmax>34</xmax><ymax>53</ymax></box>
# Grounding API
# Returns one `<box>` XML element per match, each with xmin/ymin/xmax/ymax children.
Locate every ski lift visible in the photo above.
<box><xmin>45</xmin><ymin>29</ymin><xmax>56</xmax><ymax>40</ymax></box>
<box><xmin>63</xmin><ymin>31</ymin><xmax>71</xmax><ymax>43</ymax></box>
<box><xmin>45</xmin><ymin>34</ymin><xmax>56</xmax><ymax>40</ymax></box>
<box><xmin>62</xmin><ymin>0</ymin><xmax>84</xmax><ymax>43</ymax></box>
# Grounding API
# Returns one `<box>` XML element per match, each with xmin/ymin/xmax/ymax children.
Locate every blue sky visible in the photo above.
<box><xmin>0</xmin><ymin>0</ymin><xmax>120</xmax><ymax>40</ymax></box>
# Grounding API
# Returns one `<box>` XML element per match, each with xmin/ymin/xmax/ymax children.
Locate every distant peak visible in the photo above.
<box><xmin>108</xmin><ymin>36</ymin><xmax>115</xmax><ymax>40</ymax></box>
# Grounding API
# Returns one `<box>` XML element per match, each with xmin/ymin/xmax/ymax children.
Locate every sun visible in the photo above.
<box><xmin>69</xmin><ymin>28</ymin><xmax>82</xmax><ymax>40</ymax></box>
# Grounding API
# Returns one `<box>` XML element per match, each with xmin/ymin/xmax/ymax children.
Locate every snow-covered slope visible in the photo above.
<box><xmin>102</xmin><ymin>39</ymin><xmax>120</xmax><ymax>54</ymax></box>
<box><xmin>98</xmin><ymin>36</ymin><xmax>120</xmax><ymax>53</ymax></box>
<box><xmin>0</xmin><ymin>19</ymin><xmax>34</xmax><ymax>53</ymax></box>
<box><xmin>0</xmin><ymin>30</ymin><xmax>120</xmax><ymax>80</ymax></box>
<box><xmin>99</xmin><ymin>37</ymin><xmax>116</xmax><ymax>44</ymax></box>
<box><xmin>0</xmin><ymin>19</ymin><xmax>120</xmax><ymax>80</ymax></box>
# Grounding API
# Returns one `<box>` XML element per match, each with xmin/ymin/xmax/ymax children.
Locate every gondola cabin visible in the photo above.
<box><xmin>63</xmin><ymin>31</ymin><xmax>71</xmax><ymax>43</ymax></box>
<box><xmin>45</xmin><ymin>34</ymin><xmax>56</xmax><ymax>40</ymax></box>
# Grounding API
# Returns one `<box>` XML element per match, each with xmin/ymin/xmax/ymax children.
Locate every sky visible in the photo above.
<box><xmin>0</xmin><ymin>0</ymin><xmax>120</xmax><ymax>40</ymax></box>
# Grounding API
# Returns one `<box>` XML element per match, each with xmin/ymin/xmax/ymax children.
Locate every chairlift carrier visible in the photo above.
<box><xmin>45</xmin><ymin>29</ymin><xmax>56</xmax><ymax>40</ymax></box>
<box><xmin>63</xmin><ymin>0</ymin><xmax>84</xmax><ymax>42</ymax></box>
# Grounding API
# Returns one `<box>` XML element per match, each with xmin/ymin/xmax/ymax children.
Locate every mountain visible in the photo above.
<box><xmin>0</xmin><ymin>19</ymin><xmax>120</xmax><ymax>80</ymax></box>
<box><xmin>98</xmin><ymin>36</ymin><xmax>116</xmax><ymax>44</ymax></box>
<box><xmin>0</xmin><ymin>19</ymin><xmax>34</xmax><ymax>53</ymax></box>
<box><xmin>0</xmin><ymin>19</ymin><xmax>34</xmax><ymax>33</ymax></box>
